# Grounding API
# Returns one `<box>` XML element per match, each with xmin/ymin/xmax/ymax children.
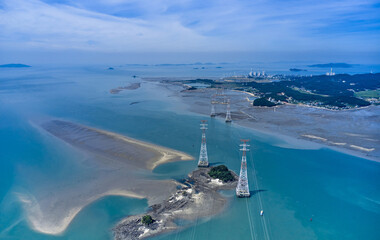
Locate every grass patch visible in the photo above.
<box><xmin>354</xmin><ymin>90</ymin><xmax>380</xmax><ymax>98</ymax></box>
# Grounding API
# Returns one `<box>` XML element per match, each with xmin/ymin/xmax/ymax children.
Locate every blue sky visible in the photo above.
<box><xmin>0</xmin><ymin>0</ymin><xmax>379</xmax><ymax>63</ymax></box>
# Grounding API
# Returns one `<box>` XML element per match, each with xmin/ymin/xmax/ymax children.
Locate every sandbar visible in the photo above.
<box><xmin>19</xmin><ymin>120</ymin><xmax>193</xmax><ymax>235</ymax></box>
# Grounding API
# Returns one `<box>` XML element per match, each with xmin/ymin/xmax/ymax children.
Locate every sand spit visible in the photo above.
<box><xmin>114</xmin><ymin>168</ymin><xmax>238</xmax><ymax>240</ymax></box>
<box><xmin>42</xmin><ymin>120</ymin><xmax>193</xmax><ymax>170</ymax></box>
<box><xmin>21</xmin><ymin>120</ymin><xmax>193</xmax><ymax>235</ymax></box>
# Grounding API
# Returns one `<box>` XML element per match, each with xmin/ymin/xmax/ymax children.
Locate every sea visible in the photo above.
<box><xmin>0</xmin><ymin>62</ymin><xmax>379</xmax><ymax>240</ymax></box>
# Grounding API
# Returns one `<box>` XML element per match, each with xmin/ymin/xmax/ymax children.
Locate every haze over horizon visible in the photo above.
<box><xmin>0</xmin><ymin>0</ymin><xmax>379</xmax><ymax>64</ymax></box>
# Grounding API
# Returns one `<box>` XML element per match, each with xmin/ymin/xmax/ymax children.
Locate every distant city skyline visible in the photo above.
<box><xmin>0</xmin><ymin>0</ymin><xmax>379</xmax><ymax>64</ymax></box>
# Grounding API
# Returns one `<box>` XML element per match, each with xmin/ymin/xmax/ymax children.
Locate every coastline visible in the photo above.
<box><xmin>157</xmin><ymin>80</ymin><xmax>380</xmax><ymax>163</ymax></box>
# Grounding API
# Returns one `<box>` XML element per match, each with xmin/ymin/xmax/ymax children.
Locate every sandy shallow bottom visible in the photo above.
<box><xmin>18</xmin><ymin>120</ymin><xmax>193</xmax><ymax>235</ymax></box>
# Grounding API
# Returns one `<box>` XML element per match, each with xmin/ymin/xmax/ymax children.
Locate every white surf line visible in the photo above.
<box><xmin>249</xmin><ymin>150</ymin><xmax>271</xmax><ymax>240</ymax></box>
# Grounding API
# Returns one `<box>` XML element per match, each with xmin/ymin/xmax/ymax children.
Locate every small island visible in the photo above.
<box><xmin>289</xmin><ymin>68</ymin><xmax>307</xmax><ymax>72</ymax></box>
<box><xmin>0</xmin><ymin>63</ymin><xmax>31</xmax><ymax>68</ymax></box>
<box><xmin>110</xmin><ymin>83</ymin><xmax>141</xmax><ymax>94</ymax></box>
<box><xmin>308</xmin><ymin>63</ymin><xmax>353</xmax><ymax>68</ymax></box>
<box><xmin>114</xmin><ymin>166</ymin><xmax>237</xmax><ymax>240</ymax></box>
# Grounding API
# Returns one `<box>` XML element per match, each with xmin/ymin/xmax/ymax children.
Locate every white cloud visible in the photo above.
<box><xmin>0</xmin><ymin>0</ymin><xmax>234</xmax><ymax>52</ymax></box>
<box><xmin>0</xmin><ymin>0</ymin><xmax>379</xmax><ymax>54</ymax></box>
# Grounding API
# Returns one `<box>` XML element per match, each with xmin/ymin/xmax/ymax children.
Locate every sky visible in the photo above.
<box><xmin>0</xmin><ymin>0</ymin><xmax>379</xmax><ymax>64</ymax></box>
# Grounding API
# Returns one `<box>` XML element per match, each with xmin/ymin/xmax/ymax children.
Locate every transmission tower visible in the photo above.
<box><xmin>236</xmin><ymin>139</ymin><xmax>250</xmax><ymax>197</ymax></box>
<box><xmin>225</xmin><ymin>99</ymin><xmax>232</xmax><ymax>123</ymax></box>
<box><xmin>210</xmin><ymin>100</ymin><xmax>216</xmax><ymax>117</ymax></box>
<box><xmin>198</xmin><ymin>120</ymin><xmax>209</xmax><ymax>167</ymax></box>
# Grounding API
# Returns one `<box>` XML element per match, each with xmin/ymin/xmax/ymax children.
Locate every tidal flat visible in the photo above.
<box><xmin>157</xmin><ymin>80</ymin><xmax>380</xmax><ymax>162</ymax></box>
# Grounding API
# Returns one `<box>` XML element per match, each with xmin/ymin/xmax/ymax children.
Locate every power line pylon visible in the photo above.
<box><xmin>210</xmin><ymin>100</ymin><xmax>216</xmax><ymax>117</ymax></box>
<box><xmin>198</xmin><ymin>120</ymin><xmax>209</xmax><ymax>167</ymax></box>
<box><xmin>225</xmin><ymin>99</ymin><xmax>232</xmax><ymax>123</ymax></box>
<box><xmin>236</xmin><ymin>139</ymin><xmax>250</xmax><ymax>197</ymax></box>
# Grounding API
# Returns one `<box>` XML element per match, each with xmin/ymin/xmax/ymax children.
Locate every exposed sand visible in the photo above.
<box><xmin>91</xmin><ymin>126</ymin><xmax>193</xmax><ymax>170</ymax></box>
<box><xmin>302</xmin><ymin>134</ymin><xmax>328</xmax><ymax>142</ymax></box>
<box><xmin>42</xmin><ymin>120</ymin><xmax>193</xmax><ymax>170</ymax></box>
<box><xmin>19</xmin><ymin>120</ymin><xmax>193</xmax><ymax>235</ymax></box>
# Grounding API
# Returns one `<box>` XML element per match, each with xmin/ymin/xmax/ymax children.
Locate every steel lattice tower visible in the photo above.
<box><xmin>225</xmin><ymin>99</ymin><xmax>232</xmax><ymax>122</ymax></box>
<box><xmin>198</xmin><ymin>120</ymin><xmax>209</xmax><ymax>167</ymax></box>
<box><xmin>236</xmin><ymin>139</ymin><xmax>250</xmax><ymax>197</ymax></box>
<box><xmin>210</xmin><ymin>100</ymin><xmax>216</xmax><ymax>117</ymax></box>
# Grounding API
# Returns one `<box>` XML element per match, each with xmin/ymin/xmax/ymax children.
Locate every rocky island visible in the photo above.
<box><xmin>110</xmin><ymin>83</ymin><xmax>141</xmax><ymax>94</ymax></box>
<box><xmin>113</xmin><ymin>166</ymin><xmax>238</xmax><ymax>240</ymax></box>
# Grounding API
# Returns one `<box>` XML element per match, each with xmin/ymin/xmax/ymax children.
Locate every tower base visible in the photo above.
<box><xmin>236</xmin><ymin>190</ymin><xmax>250</xmax><ymax>197</ymax></box>
<box><xmin>198</xmin><ymin>161</ymin><xmax>209</xmax><ymax>167</ymax></box>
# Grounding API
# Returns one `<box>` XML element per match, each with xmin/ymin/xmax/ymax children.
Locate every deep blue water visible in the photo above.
<box><xmin>0</xmin><ymin>64</ymin><xmax>379</xmax><ymax>240</ymax></box>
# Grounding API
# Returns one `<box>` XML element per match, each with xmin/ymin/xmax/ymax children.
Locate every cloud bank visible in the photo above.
<box><xmin>0</xmin><ymin>0</ymin><xmax>379</xmax><ymax>62</ymax></box>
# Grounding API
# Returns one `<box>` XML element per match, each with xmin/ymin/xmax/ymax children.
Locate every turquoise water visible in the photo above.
<box><xmin>0</xmin><ymin>65</ymin><xmax>379</xmax><ymax>239</ymax></box>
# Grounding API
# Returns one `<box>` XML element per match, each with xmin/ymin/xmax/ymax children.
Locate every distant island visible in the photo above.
<box><xmin>308</xmin><ymin>63</ymin><xmax>353</xmax><ymax>68</ymax></box>
<box><xmin>289</xmin><ymin>68</ymin><xmax>307</xmax><ymax>72</ymax></box>
<box><xmin>0</xmin><ymin>63</ymin><xmax>31</xmax><ymax>68</ymax></box>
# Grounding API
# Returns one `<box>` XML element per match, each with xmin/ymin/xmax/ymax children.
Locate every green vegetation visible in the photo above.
<box><xmin>141</xmin><ymin>215</ymin><xmax>154</xmax><ymax>225</ymax></box>
<box><xmin>183</xmin><ymin>73</ymin><xmax>380</xmax><ymax>109</ymax></box>
<box><xmin>253</xmin><ymin>97</ymin><xmax>276</xmax><ymax>107</ymax></box>
<box><xmin>354</xmin><ymin>90</ymin><xmax>380</xmax><ymax>98</ymax></box>
<box><xmin>208</xmin><ymin>165</ymin><xmax>235</xmax><ymax>182</ymax></box>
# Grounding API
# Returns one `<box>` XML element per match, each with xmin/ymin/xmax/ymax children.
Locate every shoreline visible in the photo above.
<box><xmin>157</xmin><ymin>80</ymin><xmax>380</xmax><ymax>163</ymax></box>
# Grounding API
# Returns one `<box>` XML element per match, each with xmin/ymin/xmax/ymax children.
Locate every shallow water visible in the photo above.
<box><xmin>0</xmin><ymin>64</ymin><xmax>379</xmax><ymax>239</ymax></box>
